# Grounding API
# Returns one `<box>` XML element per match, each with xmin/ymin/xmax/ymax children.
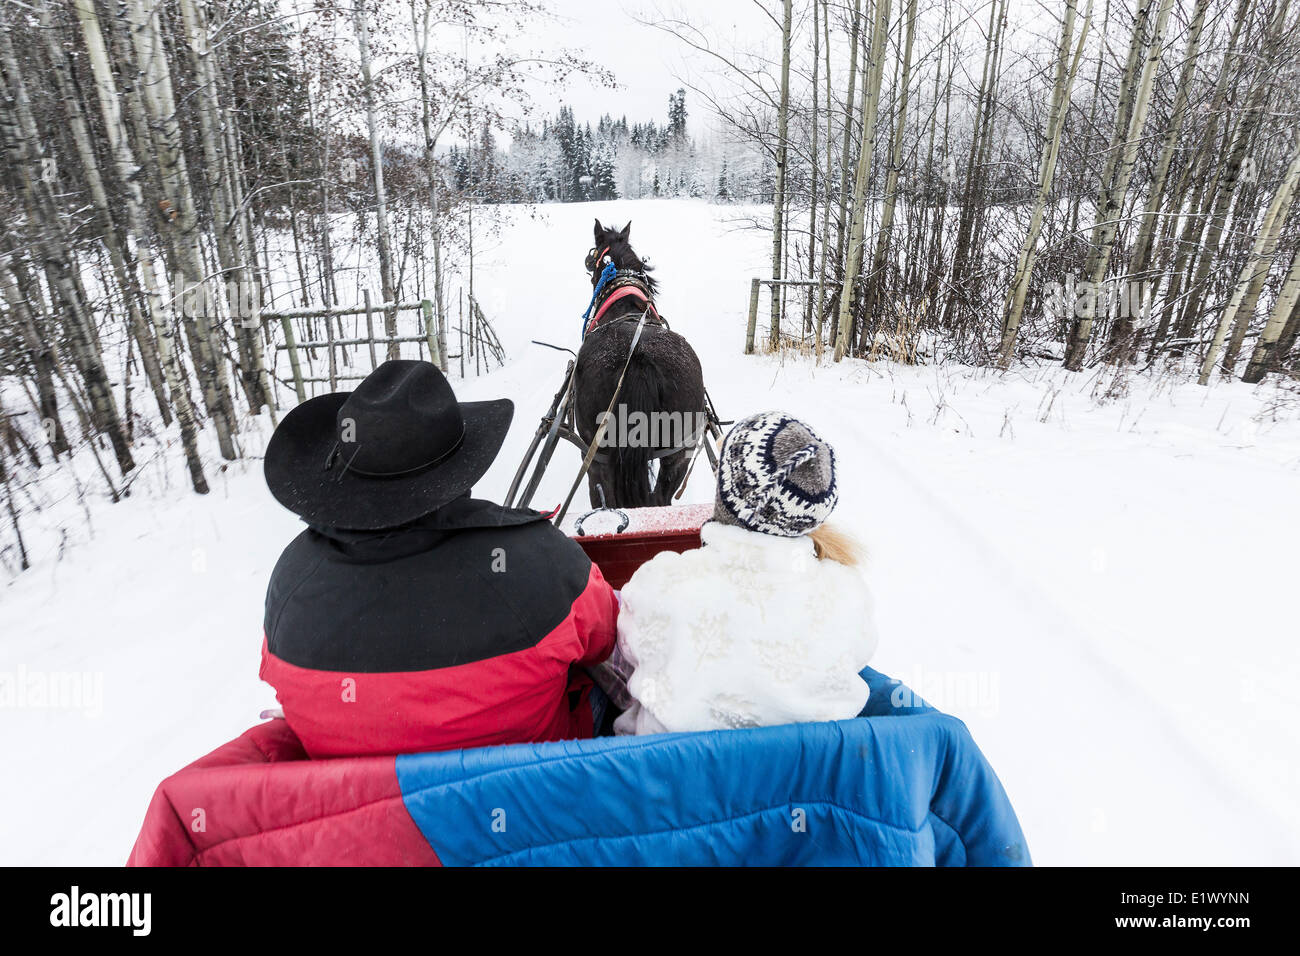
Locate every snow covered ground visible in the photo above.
<box><xmin>3</xmin><ymin>198</ymin><xmax>1299</xmax><ymax>865</ymax></box>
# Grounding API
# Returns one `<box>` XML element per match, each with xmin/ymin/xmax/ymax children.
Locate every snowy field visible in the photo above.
<box><xmin>3</xmin><ymin>198</ymin><xmax>1299</xmax><ymax>865</ymax></box>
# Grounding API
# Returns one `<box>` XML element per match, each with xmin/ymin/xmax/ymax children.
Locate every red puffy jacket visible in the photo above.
<box><xmin>259</xmin><ymin>497</ymin><xmax>618</xmax><ymax>757</ymax></box>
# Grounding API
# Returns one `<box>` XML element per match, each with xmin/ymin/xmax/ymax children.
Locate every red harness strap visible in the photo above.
<box><xmin>585</xmin><ymin>285</ymin><xmax>659</xmax><ymax>337</ymax></box>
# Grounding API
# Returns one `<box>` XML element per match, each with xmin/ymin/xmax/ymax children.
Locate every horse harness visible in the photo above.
<box><xmin>576</xmin><ymin>310</ymin><xmax>705</xmax><ymax>466</ymax></box>
<box><xmin>574</xmin><ymin>247</ymin><xmax>706</xmax><ymax>472</ymax></box>
<box><xmin>583</xmin><ymin>245</ymin><xmax>662</xmax><ymax>339</ymax></box>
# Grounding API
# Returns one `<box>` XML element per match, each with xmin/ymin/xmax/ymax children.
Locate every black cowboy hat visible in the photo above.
<box><xmin>264</xmin><ymin>360</ymin><xmax>513</xmax><ymax>530</ymax></box>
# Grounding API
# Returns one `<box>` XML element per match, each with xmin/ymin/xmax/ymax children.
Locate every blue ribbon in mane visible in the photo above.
<box><xmin>581</xmin><ymin>260</ymin><xmax>619</xmax><ymax>339</ymax></box>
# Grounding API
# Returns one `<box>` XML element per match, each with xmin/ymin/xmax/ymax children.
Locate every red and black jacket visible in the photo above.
<box><xmin>260</xmin><ymin>496</ymin><xmax>618</xmax><ymax>758</ymax></box>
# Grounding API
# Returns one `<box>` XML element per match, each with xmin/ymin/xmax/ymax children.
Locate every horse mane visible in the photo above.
<box><xmin>599</xmin><ymin>230</ymin><xmax>659</xmax><ymax>296</ymax></box>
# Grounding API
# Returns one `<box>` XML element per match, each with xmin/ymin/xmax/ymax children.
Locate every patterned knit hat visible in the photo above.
<box><xmin>712</xmin><ymin>412</ymin><xmax>837</xmax><ymax>537</ymax></box>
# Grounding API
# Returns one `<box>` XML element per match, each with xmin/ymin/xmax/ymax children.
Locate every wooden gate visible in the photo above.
<box><xmin>262</xmin><ymin>293</ymin><xmax>504</xmax><ymax>403</ymax></box>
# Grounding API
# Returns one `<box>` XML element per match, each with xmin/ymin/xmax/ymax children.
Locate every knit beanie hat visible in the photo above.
<box><xmin>712</xmin><ymin>412</ymin><xmax>837</xmax><ymax>537</ymax></box>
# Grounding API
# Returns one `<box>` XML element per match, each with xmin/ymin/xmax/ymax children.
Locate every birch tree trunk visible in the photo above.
<box><xmin>911</xmin><ymin>32</ymin><xmax>941</xmax><ymax>299</ymax></box>
<box><xmin>1268</xmin><ymin>292</ymin><xmax>1300</xmax><ymax>370</ymax></box>
<box><xmin>125</xmin><ymin>0</ymin><xmax>238</xmax><ymax>459</ymax></box>
<box><xmin>37</xmin><ymin>4</ymin><xmax>171</xmax><ymax>427</ymax></box>
<box><xmin>1199</xmin><ymin>131</ymin><xmax>1300</xmax><ymax>384</ymax></box>
<box><xmin>998</xmin><ymin>0</ymin><xmax>1091</xmax><ymax>368</ymax></box>
<box><xmin>834</xmin><ymin>0</ymin><xmax>892</xmax><ymax>361</ymax></box>
<box><xmin>805</xmin><ymin>0</ymin><xmax>820</xmax><ymax>340</ymax></box>
<box><xmin>1109</xmin><ymin>0</ymin><xmax>1211</xmax><ymax>360</ymax></box>
<box><xmin>0</xmin><ymin>22</ymin><xmax>134</xmax><ymax>475</ymax></box>
<box><xmin>964</xmin><ymin>3</ymin><xmax>1010</xmax><ymax>267</ymax></box>
<box><xmin>833</xmin><ymin>0</ymin><xmax>864</xmax><ymax>285</ymax></box>
<box><xmin>353</xmin><ymin>0</ymin><xmax>398</xmax><ymax>352</ymax></box>
<box><xmin>219</xmin><ymin>64</ymin><xmax>275</xmax><ymax>417</ymax></box>
<box><xmin>1063</xmin><ymin>0</ymin><xmax>1174</xmax><ymax>370</ymax></box>
<box><xmin>925</xmin><ymin>25</ymin><xmax>955</xmax><ymax>307</ymax></box>
<box><xmin>73</xmin><ymin>0</ymin><xmax>208</xmax><ymax>492</ymax></box>
<box><xmin>941</xmin><ymin>0</ymin><xmax>1008</xmax><ymax>331</ymax></box>
<box><xmin>0</xmin><ymin>257</ymin><xmax>67</xmax><ymax>455</ymax></box>
<box><xmin>1159</xmin><ymin>93</ymin><xmax>1265</xmax><ymax>354</ymax></box>
<box><xmin>1169</xmin><ymin>0</ymin><xmax>1289</xmax><ymax>353</ymax></box>
<box><xmin>415</xmin><ymin>0</ymin><xmax>449</xmax><ymax>373</ymax></box>
<box><xmin>815</xmin><ymin>0</ymin><xmax>834</xmax><ymax>360</ymax></box>
<box><xmin>858</xmin><ymin>0</ymin><xmax>918</xmax><ymax>349</ymax></box>
<box><xmin>304</xmin><ymin>67</ymin><xmax>339</xmax><ymax>309</ymax></box>
<box><xmin>176</xmin><ymin>0</ymin><xmax>271</xmax><ymax>415</ymax></box>
<box><xmin>1154</xmin><ymin>0</ymin><xmax>1265</xmax><ymax>356</ymax></box>
<box><xmin>1125</xmin><ymin>0</ymin><xmax>1210</xmax><ymax>283</ymax></box>
<box><xmin>1243</xmin><ymin>240</ymin><xmax>1300</xmax><ymax>382</ymax></box>
<box><xmin>769</xmin><ymin>0</ymin><xmax>793</xmax><ymax>350</ymax></box>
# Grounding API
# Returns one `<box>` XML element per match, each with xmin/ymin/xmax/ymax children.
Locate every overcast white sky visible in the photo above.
<box><xmin>504</xmin><ymin>0</ymin><xmax>1065</xmax><ymax>137</ymax></box>
<box><xmin>329</xmin><ymin>0</ymin><xmax>1076</xmax><ymax>147</ymax></box>
<box><xmin>513</xmin><ymin>0</ymin><xmax>780</xmax><ymax>134</ymax></box>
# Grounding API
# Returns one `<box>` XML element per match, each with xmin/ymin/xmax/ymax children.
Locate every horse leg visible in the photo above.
<box><xmin>653</xmin><ymin>449</ymin><xmax>693</xmax><ymax>505</ymax></box>
<box><xmin>587</xmin><ymin>459</ymin><xmax>617</xmax><ymax>510</ymax></box>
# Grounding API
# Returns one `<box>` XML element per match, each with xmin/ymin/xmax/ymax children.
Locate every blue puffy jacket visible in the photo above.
<box><xmin>397</xmin><ymin>667</ymin><xmax>1030</xmax><ymax>866</ymax></box>
<box><xmin>129</xmin><ymin>668</ymin><xmax>1030</xmax><ymax>866</ymax></box>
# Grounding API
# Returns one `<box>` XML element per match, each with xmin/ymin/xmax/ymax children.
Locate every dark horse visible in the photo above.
<box><xmin>574</xmin><ymin>220</ymin><xmax>706</xmax><ymax>509</ymax></box>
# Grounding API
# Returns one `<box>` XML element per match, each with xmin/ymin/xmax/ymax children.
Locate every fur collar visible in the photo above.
<box><xmin>699</xmin><ymin>520</ymin><xmax>817</xmax><ymax>571</ymax></box>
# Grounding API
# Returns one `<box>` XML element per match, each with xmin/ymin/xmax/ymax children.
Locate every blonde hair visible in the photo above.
<box><xmin>808</xmin><ymin>523</ymin><xmax>863</xmax><ymax>566</ymax></box>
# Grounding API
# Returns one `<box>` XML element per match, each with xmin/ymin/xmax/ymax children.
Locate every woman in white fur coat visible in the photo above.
<box><xmin>613</xmin><ymin>412</ymin><xmax>878</xmax><ymax>736</ymax></box>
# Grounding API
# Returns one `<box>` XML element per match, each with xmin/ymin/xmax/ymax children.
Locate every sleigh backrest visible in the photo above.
<box><xmin>128</xmin><ymin>669</ymin><xmax>1030</xmax><ymax>867</ymax></box>
<box><xmin>569</xmin><ymin>503</ymin><xmax>711</xmax><ymax>588</ymax></box>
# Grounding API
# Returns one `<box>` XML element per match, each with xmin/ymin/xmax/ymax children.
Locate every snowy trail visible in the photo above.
<box><xmin>3</xmin><ymin>199</ymin><xmax>1297</xmax><ymax>865</ymax></box>
<box><xmin>467</xmin><ymin>201</ymin><xmax>1300</xmax><ymax>863</ymax></box>
<box><xmin>675</xmin><ymin>352</ymin><xmax>1298</xmax><ymax>864</ymax></box>
<box><xmin>846</xmin><ymin>418</ymin><xmax>1295</xmax><ymax>864</ymax></box>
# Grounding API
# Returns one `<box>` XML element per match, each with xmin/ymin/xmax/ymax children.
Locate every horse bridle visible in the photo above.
<box><xmin>584</xmin><ymin>245</ymin><xmax>611</xmax><ymax>275</ymax></box>
<box><xmin>584</xmin><ymin>244</ymin><xmax>655</xmax><ymax>302</ymax></box>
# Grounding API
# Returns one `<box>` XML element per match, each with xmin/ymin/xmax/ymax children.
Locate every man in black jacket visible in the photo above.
<box><xmin>260</xmin><ymin>360</ymin><xmax>618</xmax><ymax>758</ymax></box>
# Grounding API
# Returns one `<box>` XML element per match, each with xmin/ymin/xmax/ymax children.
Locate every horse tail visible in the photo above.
<box><xmin>610</xmin><ymin>355</ymin><xmax>658</xmax><ymax>508</ymax></box>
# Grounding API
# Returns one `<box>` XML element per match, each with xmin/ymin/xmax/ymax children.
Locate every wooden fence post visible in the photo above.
<box><xmin>422</xmin><ymin>299</ymin><xmax>442</xmax><ymax>369</ymax></box>
<box><xmin>473</xmin><ymin>293</ymin><xmax>481</xmax><ymax>376</ymax></box>
<box><xmin>385</xmin><ymin>302</ymin><xmax>399</xmax><ymax>361</ymax></box>
<box><xmin>363</xmin><ymin>289</ymin><xmax>378</xmax><ymax>368</ymax></box>
<box><xmin>745</xmin><ymin>277</ymin><xmax>761</xmax><ymax>354</ymax></box>
<box><xmin>771</xmin><ymin>281</ymin><xmax>782</xmax><ymax>351</ymax></box>
<box><xmin>436</xmin><ymin>303</ymin><xmax>449</xmax><ymax>375</ymax></box>
<box><xmin>325</xmin><ymin>306</ymin><xmax>338</xmax><ymax>392</ymax></box>
<box><xmin>385</xmin><ymin>298</ymin><xmax>398</xmax><ymax>361</ymax></box>
<box><xmin>279</xmin><ymin>316</ymin><xmax>307</xmax><ymax>404</ymax></box>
